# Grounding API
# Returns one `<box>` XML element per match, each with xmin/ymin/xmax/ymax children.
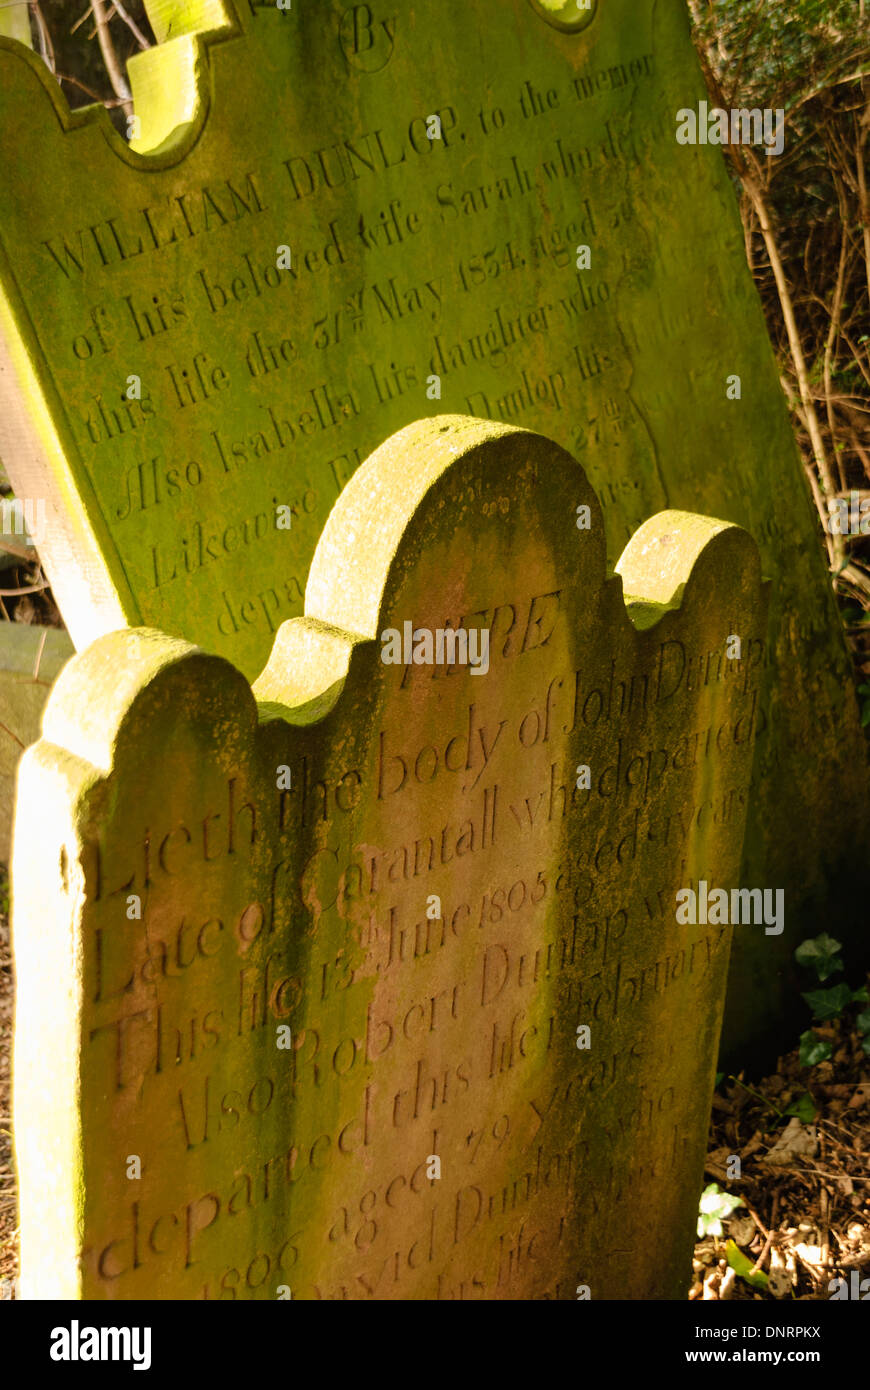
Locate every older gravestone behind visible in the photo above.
<box><xmin>0</xmin><ymin>624</ymin><xmax>74</xmax><ymax>861</ymax></box>
<box><xmin>13</xmin><ymin>418</ymin><xmax>767</xmax><ymax>1299</ymax></box>
<box><xmin>0</xmin><ymin>0</ymin><xmax>864</xmax><ymax>1055</ymax></box>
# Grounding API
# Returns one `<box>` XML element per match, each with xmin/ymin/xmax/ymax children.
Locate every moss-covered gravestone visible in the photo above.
<box><xmin>14</xmin><ymin>417</ymin><xmax>767</xmax><ymax>1299</ymax></box>
<box><xmin>0</xmin><ymin>0</ymin><xmax>864</xmax><ymax>1056</ymax></box>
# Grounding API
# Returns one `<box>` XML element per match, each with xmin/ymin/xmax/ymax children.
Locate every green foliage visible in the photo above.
<box><xmin>859</xmin><ymin>685</ymin><xmax>870</xmax><ymax>728</ymax></box>
<box><xmin>795</xmin><ymin>933</ymin><xmax>870</xmax><ymax>1065</ymax></box>
<box><xmin>794</xmin><ymin>932</ymin><xmax>843</xmax><ymax>980</ymax></box>
<box><xmin>783</xmin><ymin>1091</ymin><xmax>817</xmax><ymax>1122</ymax></box>
<box><xmin>802</xmin><ymin>981</ymin><xmax>854</xmax><ymax>1019</ymax></box>
<box><xmin>689</xmin><ymin>0</ymin><xmax>868</xmax><ymax>108</ymax></box>
<box><xmin>726</xmin><ymin>1239</ymin><xmax>769</xmax><ymax>1291</ymax></box>
<box><xmin>798</xmin><ymin>1029</ymin><xmax>832</xmax><ymax>1066</ymax></box>
<box><xmin>697</xmin><ymin>1183</ymin><xmax>744</xmax><ymax>1238</ymax></box>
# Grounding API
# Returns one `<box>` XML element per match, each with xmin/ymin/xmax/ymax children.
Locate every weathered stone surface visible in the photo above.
<box><xmin>0</xmin><ymin>0</ymin><xmax>864</xmax><ymax>1054</ymax></box>
<box><xmin>0</xmin><ymin>3</ymin><xmax>31</xmax><ymax>46</ymax></box>
<box><xmin>0</xmin><ymin>623</ymin><xmax>74</xmax><ymax>862</ymax></box>
<box><xmin>13</xmin><ymin>418</ymin><xmax>766</xmax><ymax>1299</ymax></box>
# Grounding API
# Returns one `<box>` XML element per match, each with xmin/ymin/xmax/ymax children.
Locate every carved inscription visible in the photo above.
<box><xmin>2</xmin><ymin>4</ymin><xmax>683</xmax><ymax>676</ymax></box>
<box><xmin>5</xmin><ymin>5</ymin><xmax>861</xmax><ymax>1068</ymax></box>
<box><xmin>3</xmin><ymin>1</ymin><xmax>865</xmax><ymax>1076</ymax></box>
<box><xmin>11</xmin><ymin>422</ymin><xmax>768</xmax><ymax>1299</ymax></box>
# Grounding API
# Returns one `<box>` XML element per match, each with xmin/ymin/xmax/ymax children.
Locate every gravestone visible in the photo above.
<box><xmin>13</xmin><ymin>418</ymin><xmax>767</xmax><ymax>1299</ymax></box>
<box><xmin>0</xmin><ymin>452</ymin><xmax>74</xmax><ymax>863</ymax></box>
<box><xmin>0</xmin><ymin>623</ymin><xmax>74</xmax><ymax>862</ymax></box>
<box><xmin>0</xmin><ymin>0</ymin><xmax>864</xmax><ymax>1057</ymax></box>
<box><xmin>0</xmin><ymin>3</ymin><xmax>30</xmax><ymax>47</ymax></box>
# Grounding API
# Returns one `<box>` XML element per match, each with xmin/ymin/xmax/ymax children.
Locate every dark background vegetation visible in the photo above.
<box><xmin>690</xmin><ymin>0</ymin><xmax>870</xmax><ymax>704</ymax></box>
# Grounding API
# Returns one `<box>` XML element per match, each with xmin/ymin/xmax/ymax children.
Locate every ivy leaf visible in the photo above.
<box><xmin>802</xmin><ymin>983</ymin><xmax>853</xmax><ymax>1019</ymax></box>
<box><xmin>726</xmin><ymin>1240</ymin><xmax>769</xmax><ymax>1291</ymax></box>
<box><xmin>855</xmin><ymin>1009</ymin><xmax>870</xmax><ymax>1036</ymax></box>
<box><xmin>798</xmin><ymin>1030</ymin><xmax>832</xmax><ymax>1067</ymax></box>
<box><xmin>784</xmin><ymin>1092</ymin><xmax>817</xmax><ymax>1122</ymax></box>
<box><xmin>851</xmin><ymin>986</ymin><xmax>869</xmax><ymax>1005</ymax></box>
<box><xmin>697</xmin><ymin>1183</ymin><xmax>744</xmax><ymax>1237</ymax></box>
<box><xmin>794</xmin><ymin>934</ymin><xmax>844</xmax><ymax>981</ymax></box>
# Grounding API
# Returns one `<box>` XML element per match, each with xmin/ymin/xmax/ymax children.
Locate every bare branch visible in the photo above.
<box><xmin>29</xmin><ymin>2</ymin><xmax>56</xmax><ymax>76</ymax></box>
<box><xmin>90</xmin><ymin>0</ymin><xmax>132</xmax><ymax>115</ymax></box>
<box><xmin>111</xmin><ymin>1</ymin><xmax>150</xmax><ymax>50</ymax></box>
<box><xmin>70</xmin><ymin>4</ymin><xmax>93</xmax><ymax>35</ymax></box>
<box><xmin>57</xmin><ymin>70</ymin><xmax>125</xmax><ymax>105</ymax></box>
<box><xmin>0</xmin><ymin>580</ymin><xmax>50</xmax><ymax>596</ymax></box>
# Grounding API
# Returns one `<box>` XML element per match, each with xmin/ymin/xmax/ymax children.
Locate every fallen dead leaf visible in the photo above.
<box><xmin>848</xmin><ymin>1085</ymin><xmax>870</xmax><ymax>1110</ymax></box>
<box><xmin>728</xmin><ymin>1215</ymin><xmax>757</xmax><ymax>1245</ymax></box>
<box><xmin>765</xmin><ymin>1118</ymin><xmax>819</xmax><ymax>1166</ymax></box>
<box><xmin>769</xmin><ymin>1274</ymin><xmax>792</xmax><ymax>1298</ymax></box>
